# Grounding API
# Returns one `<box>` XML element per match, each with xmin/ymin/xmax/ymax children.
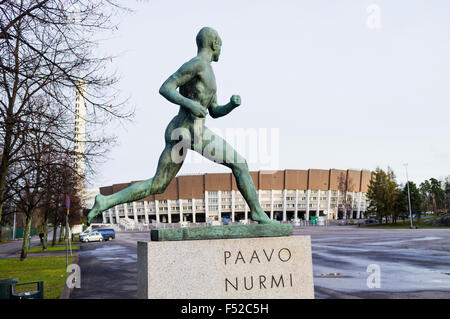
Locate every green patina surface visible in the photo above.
<box><xmin>151</xmin><ymin>224</ymin><xmax>293</xmax><ymax>241</ymax></box>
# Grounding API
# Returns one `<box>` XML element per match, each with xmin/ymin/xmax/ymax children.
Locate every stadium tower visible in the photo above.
<box><xmin>74</xmin><ymin>79</ymin><xmax>87</xmax><ymax>191</ymax></box>
<box><xmin>73</xmin><ymin>80</ymin><xmax>100</xmax><ymax>218</ymax></box>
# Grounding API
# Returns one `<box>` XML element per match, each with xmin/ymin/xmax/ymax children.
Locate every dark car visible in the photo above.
<box><xmin>96</xmin><ymin>228</ymin><xmax>115</xmax><ymax>241</ymax></box>
<box><xmin>222</xmin><ymin>216</ymin><xmax>230</xmax><ymax>225</ymax></box>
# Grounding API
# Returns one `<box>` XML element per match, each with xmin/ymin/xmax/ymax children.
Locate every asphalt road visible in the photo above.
<box><xmin>70</xmin><ymin>226</ymin><xmax>450</xmax><ymax>299</ymax></box>
<box><xmin>70</xmin><ymin>232</ymin><xmax>148</xmax><ymax>299</ymax></box>
<box><xmin>296</xmin><ymin>226</ymin><xmax>450</xmax><ymax>298</ymax></box>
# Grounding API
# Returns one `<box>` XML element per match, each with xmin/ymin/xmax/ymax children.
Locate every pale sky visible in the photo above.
<box><xmin>89</xmin><ymin>0</ymin><xmax>450</xmax><ymax>189</ymax></box>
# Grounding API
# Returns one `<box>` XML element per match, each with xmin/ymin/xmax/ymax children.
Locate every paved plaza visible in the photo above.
<box><xmin>66</xmin><ymin>226</ymin><xmax>450</xmax><ymax>299</ymax></box>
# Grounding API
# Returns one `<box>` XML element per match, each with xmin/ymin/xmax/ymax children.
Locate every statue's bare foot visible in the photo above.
<box><xmin>87</xmin><ymin>194</ymin><xmax>107</xmax><ymax>224</ymax></box>
<box><xmin>251</xmin><ymin>209</ymin><xmax>280</xmax><ymax>224</ymax></box>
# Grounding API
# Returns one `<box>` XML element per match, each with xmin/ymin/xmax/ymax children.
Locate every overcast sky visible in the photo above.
<box><xmin>89</xmin><ymin>0</ymin><xmax>450</xmax><ymax>189</ymax></box>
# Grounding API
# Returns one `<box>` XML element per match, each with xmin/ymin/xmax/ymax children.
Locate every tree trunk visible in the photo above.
<box><xmin>52</xmin><ymin>221</ymin><xmax>57</xmax><ymax>246</ymax></box>
<box><xmin>0</xmin><ymin>203</ymin><xmax>3</xmax><ymax>240</ymax></box>
<box><xmin>0</xmin><ymin>39</ymin><xmax>19</xmax><ymax>243</ymax></box>
<box><xmin>52</xmin><ymin>210</ymin><xmax>58</xmax><ymax>246</ymax></box>
<box><xmin>59</xmin><ymin>222</ymin><xmax>64</xmax><ymax>243</ymax></box>
<box><xmin>0</xmin><ymin>159</ymin><xmax>9</xmax><ymax>241</ymax></box>
<box><xmin>42</xmin><ymin>210</ymin><xmax>49</xmax><ymax>250</ymax></box>
<box><xmin>432</xmin><ymin>194</ymin><xmax>437</xmax><ymax>214</ymax></box>
<box><xmin>20</xmin><ymin>214</ymin><xmax>33</xmax><ymax>261</ymax></box>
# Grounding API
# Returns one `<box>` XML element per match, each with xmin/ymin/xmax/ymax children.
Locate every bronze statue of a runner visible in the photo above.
<box><xmin>87</xmin><ymin>27</ymin><xmax>277</xmax><ymax>225</ymax></box>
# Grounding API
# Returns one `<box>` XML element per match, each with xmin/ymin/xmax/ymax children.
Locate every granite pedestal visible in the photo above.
<box><xmin>137</xmin><ymin>235</ymin><xmax>314</xmax><ymax>299</ymax></box>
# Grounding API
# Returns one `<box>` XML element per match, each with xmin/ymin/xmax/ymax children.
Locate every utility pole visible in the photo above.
<box><xmin>404</xmin><ymin>163</ymin><xmax>414</xmax><ymax>228</ymax></box>
<box><xmin>65</xmin><ymin>196</ymin><xmax>71</xmax><ymax>267</ymax></box>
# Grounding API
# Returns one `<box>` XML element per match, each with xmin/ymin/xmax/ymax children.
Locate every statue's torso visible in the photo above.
<box><xmin>167</xmin><ymin>58</ymin><xmax>217</xmax><ymax>143</ymax></box>
<box><xmin>179</xmin><ymin>58</ymin><xmax>216</xmax><ymax>109</ymax></box>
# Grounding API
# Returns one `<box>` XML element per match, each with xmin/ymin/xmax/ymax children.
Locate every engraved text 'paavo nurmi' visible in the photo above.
<box><xmin>223</xmin><ymin>248</ymin><xmax>294</xmax><ymax>292</ymax></box>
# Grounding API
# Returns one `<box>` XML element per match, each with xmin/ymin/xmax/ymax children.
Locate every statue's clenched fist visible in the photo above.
<box><xmin>230</xmin><ymin>95</ymin><xmax>241</xmax><ymax>107</ymax></box>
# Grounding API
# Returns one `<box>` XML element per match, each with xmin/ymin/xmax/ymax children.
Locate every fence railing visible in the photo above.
<box><xmin>0</xmin><ymin>226</ymin><xmax>38</xmax><ymax>241</ymax></box>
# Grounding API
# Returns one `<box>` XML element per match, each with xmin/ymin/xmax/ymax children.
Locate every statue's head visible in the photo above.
<box><xmin>196</xmin><ymin>27</ymin><xmax>222</xmax><ymax>62</ymax></box>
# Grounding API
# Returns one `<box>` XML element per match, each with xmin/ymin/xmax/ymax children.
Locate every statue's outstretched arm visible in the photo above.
<box><xmin>159</xmin><ymin>59</ymin><xmax>207</xmax><ymax>118</ymax></box>
<box><xmin>208</xmin><ymin>94</ymin><xmax>241</xmax><ymax>118</ymax></box>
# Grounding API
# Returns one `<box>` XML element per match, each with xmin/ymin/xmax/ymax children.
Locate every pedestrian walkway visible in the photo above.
<box><xmin>0</xmin><ymin>235</ymin><xmax>41</xmax><ymax>259</ymax></box>
<box><xmin>0</xmin><ymin>229</ymin><xmax>74</xmax><ymax>259</ymax></box>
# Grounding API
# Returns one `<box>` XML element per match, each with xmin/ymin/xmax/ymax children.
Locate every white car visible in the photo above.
<box><xmin>80</xmin><ymin>231</ymin><xmax>103</xmax><ymax>243</ymax></box>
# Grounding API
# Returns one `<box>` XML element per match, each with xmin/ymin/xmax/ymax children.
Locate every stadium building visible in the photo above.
<box><xmin>98</xmin><ymin>169</ymin><xmax>372</xmax><ymax>225</ymax></box>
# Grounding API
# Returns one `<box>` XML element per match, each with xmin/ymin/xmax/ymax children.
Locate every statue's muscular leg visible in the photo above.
<box><xmin>198</xmin><ymin>126</ymin><xmax>279</xmax><ymax>224</ymax></box>
<box><xmin>87</xmin><ymin>143</ymin><xmax>183</xmax><ymax>223</ymax></box>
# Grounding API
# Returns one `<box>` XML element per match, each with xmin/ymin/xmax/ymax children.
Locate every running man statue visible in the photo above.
<box><xmin>87</xmin><ymin>27</ymin><xmax>277</xmax><ymax>225</ymax></box>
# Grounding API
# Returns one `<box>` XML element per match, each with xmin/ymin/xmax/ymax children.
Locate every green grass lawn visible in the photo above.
<box><xmin>50</xmin><ymin>238</ymin><xmax>81</xmax><ymax>245</ymax></box>
<box><xmin>0</xmin><ymin>256</ymin><xmax>74</xmax><ymax>299</ymax></box>
<box><xmin>28</xmin><ymin>244</ymin><xmax>80</xmax><ymax>253</ymax></box>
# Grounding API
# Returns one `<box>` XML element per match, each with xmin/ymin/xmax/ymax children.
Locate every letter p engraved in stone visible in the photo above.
<box><xmin>224</xmin><ymin>251</ymin><xmax>231</xmax><ymax>265</ymax></box>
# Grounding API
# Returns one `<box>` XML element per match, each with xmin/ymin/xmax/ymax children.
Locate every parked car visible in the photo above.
<box><xmin>79</xmin><ymin>229</ymin><xmax>90</xmax><ymax>237</ymax></box>
<box><xmin>80</xmin><ymin>231</ymin><xmax>103</xmax><ymax>243</ymax></box>
<box><xmin>365</xmin><ymin>218</ymin><xmax>379</xmax><ymax>224</ymax></box>
<box><xmin>96</xmin><ymin>228</ymin><xmax>115</xmax><ymax>241</ymax></box>
<box><xmin>79</xmin><ymin>232</ymin><xmax>88</xmax><ymax>242</ymax></box>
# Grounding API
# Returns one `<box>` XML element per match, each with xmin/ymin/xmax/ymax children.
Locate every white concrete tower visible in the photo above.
<box><xmin>74</xmin><ymin>79</ymin><xmax>87</xmax><ymax>191</ymax></box>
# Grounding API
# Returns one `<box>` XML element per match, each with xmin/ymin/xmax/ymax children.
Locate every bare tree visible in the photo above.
<box><xmin>445</xmin><ymin>176</ymin><xmax>450</xmax><ymax>213</ymax></box>
<box><xmin>9</xmin><ymin>101</ymin><xmax>54</xmax><ymax>259</ymax></box>
<box><xmin>40</xmin><ymin>147</ymin><xmax>83</xmax><ymax>249</ymax></box>
<box><xmin>10</xmin><ymin>96</ymin><xmax>89</xmax><ymax>258</ymax></box>
<box><xmin>0</xmin><ymin>1</ymin><xmax>133</xmax><ymax>236</ymax></box>
<box><xmin>337</xmin><ymin>172</ymin><xmax>354</xmax><ymax>219</ymax></box>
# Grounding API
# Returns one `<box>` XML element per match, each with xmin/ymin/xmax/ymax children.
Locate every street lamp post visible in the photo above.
<box><xmin>404</xmin><ymin>163</ymin><xmax>413</xmax><ymax>228</ymax></box>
